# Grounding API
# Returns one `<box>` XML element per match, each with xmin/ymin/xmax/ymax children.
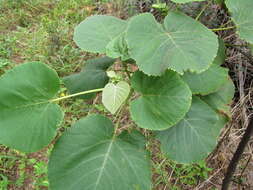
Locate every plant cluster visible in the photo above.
<box><xmin>0</xmin><ymin>0</ymin><xmax>252</xmax><ymax>189</ymax></box>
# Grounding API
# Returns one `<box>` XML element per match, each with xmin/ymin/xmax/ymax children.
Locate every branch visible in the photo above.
<box><xmin>221</xmin><ymin>115</ymin><xmax>253</xmax><ymax>190</ymax></box>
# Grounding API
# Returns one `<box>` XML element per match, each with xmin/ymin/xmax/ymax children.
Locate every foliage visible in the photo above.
<box><xmin>157</xmin><ymin>97</ymin><xmax>227</xmax><ymax>163</ymax></box>
<box><xmin>126</xmin><ymin>12</ymin><xmax>218</xmax><ymax>75</ymax></box>
<box><xmin>2</xmin><ymin>0</ymin><xmax>253</xmax><ymax>189</ymax></box>
<box><xmin>49</xmin><ymin>115</ymin><xmax>151</xmax><ymax>190</ymax></box>
<box><xmin>225</xmin><ymin>0</ymin><xmax>253</xmax><ymax>43</ymax></box>
<box><xmin>130</xmin><ymin>70</ymin><xmax>192</xmax><ymax>130</ymax></box>
<box><xmin>0</xmin><ymin>62</ymin><xmax>63</xmax><ymax>153</ymax></box>
<box><xmin>63</xmin><ymin>56</ymin><xmax>115</xmax><ymax>100</ymax></box>
<box><xmin>102</xmin><ymin>81</ymin><xmax>130</xmax><ymax>114</ymax></box>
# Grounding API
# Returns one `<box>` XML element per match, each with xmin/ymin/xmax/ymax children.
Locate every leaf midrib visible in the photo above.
<box><xmin>94</xmin><ymin>139</ymin><xmax>114</xmax><ymax>189</ymax></box>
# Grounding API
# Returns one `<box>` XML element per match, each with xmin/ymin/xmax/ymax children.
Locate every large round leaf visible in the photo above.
<box><xmin>156</xmin><ymin>97</ymin><xmax>226</xmax><ymax>163</ymax></box>
<box><xmin>74</xmin><ymin>15</ymin><xmax>127</xmax><ymax>53</ymax></box>
<box><xmin>49</xmin><ymin>115</ymin><xmax>151</xmax><ymax>190</ymax></box>
<box><xmin>126</xmin><ymin>12</ymin><xmax>218</xmax><ymax>75</ymax></box>
<box><xmin>0</xmin><ymin>62</ymin><xmax>63</xmax><ymax>153</ymax></box>
<box><xmin>201</xmin><ymin>78</ymin><xmax>235</xmax><ymax>117</ymax></box>
<box><xmin>130</xmin><ymin>71</ymin><xmax>192</xmax><ymax>130</ymax></box>
<box><xmin>226</xmin><ymin>0</ymin><xmax>253</xmax><ymax>43</ymax></box>
<box><xmin>182</xmin><ymin>64</ymin><xmax>229</xmax><ymax>95</ymax></box>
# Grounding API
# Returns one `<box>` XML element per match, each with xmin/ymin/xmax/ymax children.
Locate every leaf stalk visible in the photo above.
<box><xmin>50</xmin><ymin>88</ymin><xmax>104</xmax><ymax>103</ymax></box>
<box><xmin>211</xmin><ymin>26</ymin><xmax>236</xmax><ymax>31</ymax></box>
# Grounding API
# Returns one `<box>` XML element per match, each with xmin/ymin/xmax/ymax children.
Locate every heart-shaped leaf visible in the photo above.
<box><xmin>0</xmin><ymin>62</ymin><xmax>63</xmax><ymax>153</ymax></box>
<box><xmin>64</xmin><ymin>56</ymin><xmax>115</xmax><ymax>100</ymax></box>
<box><xmin>156</xmin><ymin>96</ymin><xmax>226</xmax><ymax>163</ymax></box>
<box><xmin>226</xmin><ymin>0</ymin><xmax>253</xmax><ymax>43</ymax></box>
<box><xmin>130</xmin><ymin>71</ymin><xmax>192</xmax><ymax>130</ymax></box>
<box><xmin>201</xmin><ymin>77</ymin><xmax>235</xmax><ymax>117</ymax></box>
<box><xmin>48</xmin><ymin>115</ymin><xmax>151</xmax><ymax>190</ymax></box>
<box><xmin>102</xmin><ymin>81</ymin><xmax>130</xmax><ymax>114</ymax></box>
<box><xmin>74</xmin><ymin>15</ymin><xmax>127</xmax><ymax>53</ymax></box>
<box><xmin>126</xmin><ymin>12</ymin><xmax>218</xmax><ymax>75</ymax></box>
<box><xmin>182</xmin><ymin>64</ymin><xmax>229</xmax><ymax>95</ymax></box>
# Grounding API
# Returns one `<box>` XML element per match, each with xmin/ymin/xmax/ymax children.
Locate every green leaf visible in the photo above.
<box><xmin>48</xmin><ymin>115</ymin><xmax>151</xmax><ymax>190</ymax></box>
<box><xmin>213</xmin><ymin>38</ymin><xmax>226</xmax><ymax>65</ymax></box>
<box><xmin>106</xmin><ymin>32</ymin><xmax>130</xmax><ymax>61</ymax></box>
<box><xmin>102</xmin><ymin>81</ymin><xmax>130</xmax><ymax>114</ymax></box>
<box><xmin>126</xmin><ymin>12</ymin><xmax>218</xmax><ymax>75</ymax></box>
<box><xmin>226</xmin><ymin>0</ymin><xmax>253</xmax><ymax>43</ymax></box>
<box><xmin>201</xmin><ymin>77</ymin><xmax>235</xmax><ymax>116</ymax></box>
<box><xmin>130</xmin><ymin>71</ymin><xmax>192</xmax><ymax>130</ymax></box>
<box><xmin>182</xmin><ymin>64</ymin><xmax>229</xmax><ymax>95</ymax></box>
<box><xmin>171</xmin><ymin>0</ymin><xmax>205</xmax><ymax>3</ymax></box>
<box><xmin>74</xmin><ymin>15</ymin><xmax>127</xmax><ymax>53</ymax></box>
<box><xmin>63</xmin><ymin>56</ymin><xmax>115</xmax><ymax>100</ymax></box>
<box><xmin>156</xmin><ymin>96</ymin><xmax>226</xmax><ymax>164</ymax></box>
<box><xmin>0</xmin><ymin>62</ymin><xmax>63</xmax><ymax>153</ymax></box>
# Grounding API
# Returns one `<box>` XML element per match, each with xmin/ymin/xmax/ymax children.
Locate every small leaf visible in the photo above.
<box><xmin>48</xmin><ymin>114</ymin><xmax>151</xmax><ymax>190</ymax></box>
<box><xmin>126</xmin><ymin>12</ymin><xmax>218</xmax><ymax>75</ymax></box>
<box><xmin>106</xmin><ymin>32</ymin><xmax>130</xmax><ymax>61</ymax></box>
<box><xmin>74</xmin><ymin>15</ymin><xmax>127</xmax><ymax>53</ymax></box>
<box><xmin>130</xmin><ymin>71</ymin><xmax>192</xmax><ymax>130</ymax></box>
<box><xmin>0</xmin><ymin>62</ymin><xmax>63</xmax><ymax>153</ymax></box>
<box><xmin>102</xmin><ymin>81</ymin><xmax>130</xmax><ymax>114</ymax></box>
<box><xmin>182</xmin><ymin>64</ymin><xmax>229</xmax><ymax>95</ymax></box>
<box><xmin>226</xmin><ymin>0</ymin><xmax>253</xmax><ymax>43</ymax></box>
<box><xmin>201</xmin><ymin>78</ymin><xmax>235</xmax><ymax>117</ymax></box>
<box><xmin>63</xmin><ymin>56</ymin><xmax>115</xmax><ymax>100</ymax></box>
<box><xmin>156</xmin><ymin>96</ymin><xmax>226</xmax><ymax>164</ymax></box>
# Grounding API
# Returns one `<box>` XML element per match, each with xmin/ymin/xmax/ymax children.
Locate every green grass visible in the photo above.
<box><xmin>0</xmin><ymin>0</ymin><xmax>95</xmax><ymax>75</ymax></box>
<box><xmin>0</xmin><ymin>0</ymin><xmax>214</xmax><ymax>189</ymax></box>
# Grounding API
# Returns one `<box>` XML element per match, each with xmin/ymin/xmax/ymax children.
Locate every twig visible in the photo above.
<box><xmin>233</xmin><ymin>47</ymin><xmax>253</xmax><ymax>65</ymax></box>
<box><xmin>238</xmin><ymin>154</ymin><xmax>252</xmax><ymax>189</ymax></box>
<box><xmin>221</xmin><ymin>115</ymin><xmax>253</xmax><ymax>190</ymax></box>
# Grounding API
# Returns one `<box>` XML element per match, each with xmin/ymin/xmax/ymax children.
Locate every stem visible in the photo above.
<box><xmin>50</xmin><ymin>88</ymin><xmax>104</xmax><ymax>103</ymax></box>
<box><xmin>112</xmin><ymin>88</ymin><xmax>134</xmax><ymax>138</ymax></box>
<box><xmin>123</xmin><ymin>62</ymin><xmax>131</xmax><ymax>80</ymax></box>
<box><xmin>225</xmin><ymin>43</ymin><xmax>249</xmax><ymax>47</ymax></box>
<box><xmin>195</xmin><ymin>0</ymin><xmax>212</xmax><ymax>21</ymax></box>
<box><xmin>221</xmin><ymin>116</ymin><xmax>253</xmax><ymax>190</ymax></box>
<box><xmin>211</xmin><ymin>26</ymin><xmax>236</xmax><ymax>31</ymax></box>
<box><xmin>112</xmin><ymin>108</ymin><xmax>124</xmax><ymax>138</ymax></box>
